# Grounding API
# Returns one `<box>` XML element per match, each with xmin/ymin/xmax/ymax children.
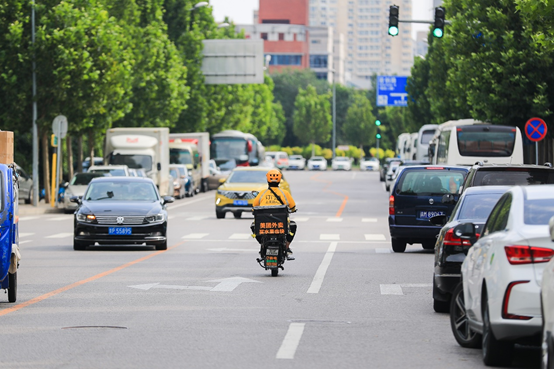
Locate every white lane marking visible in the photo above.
<box><xmin>182</xmin><ymin>233</ymin><xmax>209</xmax><ymax>239</ymax></box>
<box><xmin>209</xmin><ymin>277</ymin><xmax>262</xmax><ymax>292</ymax></box>
<box><xmin>229</xmin><ymin>233</ymin><xmax>252</xmax><ymax>240</ymax></box>
<box><xmin>276</xmin><ymin>323</ymin><xmax>306</xmax><ymax>360</ymax></box>
<box><xmin>291</xmin><ymin>217</ymin><xmax>309</xmax><ymax>222</ymax></box>
<box><xmin>167</xmin><ymin>194</ymin><xmax>211</xmax><ymax>210</ymax></box>
<box><xmin>19</xmin><ymin>233</ymin><xmax>35</xmax><ymax>238</ymax></box>
<box><xmin>326</xmin><ymin>218</ymin><xmax>343</xmax><ymax>222</ymax></box>
<box><xmin>46</xmin><ymin>216</ymin><xmax>71</xmax><ymax>221</ymax></box>
<box><xmin>380</xmin><ymin>283</ymin><xmax>433</xmax><ymax>295</ymax></box>
<box><xmin>45</xmin><ymin>233</ymin><xmax>73</xmax><ymax>239</ymax></box>
<box><xmin>307</xmin><ymin>242</ymin><xmax>337</xmax><ymax>294</ymax></box>
<box><xmin>352</xmin><ymin>172</ymin><xmax>357</xmax><ymax>179</ymax></box>
<box><xmin>375</xmin><ymin>248</ymin><xmax>392</xmax><ymax>254</ymax></box>
<box><xmin>19</xmin><ymin>216</ymin><xmax>41</xmax><ymax>221</ymax></box>
<box><xmin>362</xmin><ymin>218</ymin><xmax>378</xmax><ymax>223</ymax></box>
<box><xmin>365</xmin><ymin>234</ymin><xmax>386</xmax><ymax>241</ymax></box>
<box><xmin>19</xmin><ymin>240</ymin><xmax>32</xmax><ymax>245</ymax></box>
<box><xmin>208</xmin><ymin>248</ymin><xmax>253</xmax><ymax>252</ymax></box>
<box><xmin>319</xmin><ymin>234</ymin><xmax>340</xmax><ymax>240</ymax></box>
<box><xmin>185</xmin><ymin>216</ymin><xmax>209</xmax><ymax>221</ymax></box>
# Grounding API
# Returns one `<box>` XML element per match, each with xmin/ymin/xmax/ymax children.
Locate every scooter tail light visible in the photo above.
<box><xmin>502</xmin><ymin>280</ymin><xmax>532</xmax><ymax>320</ymax></box>
<box><xmin>504</xmin><ymin>245</ymin><xmax>554</xmax><ymax>265</ymax></box>
<box><xmin>389</xmin><ymin>195</ymin><xmax>395</xmax><ymax>215</ymax></box>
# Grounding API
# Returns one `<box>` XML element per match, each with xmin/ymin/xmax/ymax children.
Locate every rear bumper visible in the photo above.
<box><xmin>388</xmin><ymin>221</ymin><xmax>441</xmax><ymax>243</ymax></box>
<box><xmin>216</xmin><ymin>205</ymin><xmax>252</xmax><ymax>213</ymax></box>
<box><xmin>434</xmin><ymin>273</ymin><xmax>461</xmax><ymax>300</ymax></box>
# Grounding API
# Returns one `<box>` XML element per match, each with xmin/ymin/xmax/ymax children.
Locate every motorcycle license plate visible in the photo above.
<box><xmin>266</xmin><ymin>248</ymin><xmax>279</xmax><ymax>256</ymax></box>
<box><xmin>233</xmin><ymin>200</ymin><xmax>248</xmax><ymax>206</ymax></box>
<box><xmin>109</xmin><ymin>227</ymin><xmax>132</xmax><ymax>235</ymax></box>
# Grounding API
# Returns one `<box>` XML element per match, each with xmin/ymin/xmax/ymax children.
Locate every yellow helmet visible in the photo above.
<box><xmin>266</xmin><ymin>169</ymin><xmax>282</xmax><ymax>183</ymax></box>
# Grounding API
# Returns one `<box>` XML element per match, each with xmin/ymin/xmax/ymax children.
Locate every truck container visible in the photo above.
<box><xmin>169</xmin><ymin>132</ymin><xmax>210</xmax><ymax>192</ymax></box>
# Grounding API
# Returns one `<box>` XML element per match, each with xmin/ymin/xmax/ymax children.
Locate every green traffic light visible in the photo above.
<box><xmin>388</xmin><ymin>26</ymin><xmax>399</xmax><ymax>36</ymax></box>
<box><xmin>376</xmin><ymin>133</ymin><xmax>381</xmax><ymax>139</ymax></box>
<box><xmin>375</xmin><ymin>120</ymin><xmax>381</xmax><ymax>126</ymax></box>
<box><xmin>433</xmin><ymin>28</ymin><xmax>443</xmax><ymax>38</ymax></box>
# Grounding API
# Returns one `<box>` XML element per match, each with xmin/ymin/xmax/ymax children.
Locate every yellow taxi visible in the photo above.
<box><xmin>215</xmin><ymin>167</ymin><xmax>291</xmax><ymax>219</ymax></box>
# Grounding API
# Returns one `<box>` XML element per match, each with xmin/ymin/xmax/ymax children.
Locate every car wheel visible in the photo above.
<box><xmin>25</xmin><ymin>189</ymin><xmax>32</xmax><ymax>204</ymax></box>
<box><xmin>391</xmin><ymin>238</ymin><xmax>406</xmax><ymax>253</ymax></box>
<box><xmin>216</xmin><ymin>210</ymin><xmax>225</xmax><ymax>219</ymax></box>
<box><xmin>233</xmin><ymin>212</ymin><xmax>242</xmax><ymax>219</ymax></box>
<box><xmin>155</xmin><ymin>240</ymin><xmax>167</xmax><ymax>251</ymax></box>
<box><xmin>73</xmin><ymin>239</ymin><xmax>88</xmax><ymax>251</ymax></box>
<box><xmin>422</xmin><ymin>241</ymin><xmax>435</xmax><ymax>250</ymax></box>
<box><xmin>449</xmin><ymin>282</ymin><xmax>481</xmax><ymax>347</ymax></box>
<box><xmin>385</xmin><ymin>185</ymin><xmax>390</xmax><ymax>191</ymax></box>
<box><xmin>482</xmin><ymin>290</ymin><xmax>513</xmax><ymax>366</ymax></box>
<box><xmin>8</xmin><ymin>272</ymin><xmax>16</xmax><ymax>303</ymax></box>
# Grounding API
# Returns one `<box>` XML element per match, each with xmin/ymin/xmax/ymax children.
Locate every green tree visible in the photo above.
<box><xmin>292</xmin><ymin>85</ymin><xmax>332</xmax><ymax>157</ymax></box>
<box><xmin>342</xmin><ymin>92</ymin><xmax>376</xmax><ymax>152</ymax></box>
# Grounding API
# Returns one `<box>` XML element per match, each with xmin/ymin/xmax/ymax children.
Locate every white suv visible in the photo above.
<box><xmin>87</xmin><ymin>165</ymin><xmax>130</xmax><ymax>177</ymax></box>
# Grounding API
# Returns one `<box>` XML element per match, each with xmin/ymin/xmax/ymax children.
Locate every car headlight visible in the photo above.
<box><xmin>145</xmin><ymin>213</ymin><xmax>165</xmax><ymax>223</ymax></box>
<box><xmin>77</xmin><ymin>213</ymin><xmax>96</xmax><ymax>223</ymax></box>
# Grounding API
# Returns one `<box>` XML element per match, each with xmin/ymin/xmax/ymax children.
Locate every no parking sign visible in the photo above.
<box><xmin>525</xmin><ymin>118</ymin><xmax>547</xmax><ymax>142</ymax></box>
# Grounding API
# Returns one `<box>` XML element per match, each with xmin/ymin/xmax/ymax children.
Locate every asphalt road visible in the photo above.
<box><xmin>2</xmin><ymin>170</ymin><xmax>540</xmax><ymax>368</ymax></box>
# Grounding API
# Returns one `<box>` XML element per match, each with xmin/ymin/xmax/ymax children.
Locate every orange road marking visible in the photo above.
<box><xmin>309</xmin><ymin>173</ymin><xmax>349</xmax><ymax>217</ymax></box>
<box><xmin>0</xmin><ymin>241</ymin><xmax>185</xmax><ymax>317</ymax></box>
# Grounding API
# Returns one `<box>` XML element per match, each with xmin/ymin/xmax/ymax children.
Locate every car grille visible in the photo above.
<box><xmin>95</xmin><ymin>216</ymin><xmax>146</xmax><ymax>225</ymax></box>
<box><xmin>225</xmin><ymin>191</ymin><xmax>256</xmax><ymax>200</ymax></box>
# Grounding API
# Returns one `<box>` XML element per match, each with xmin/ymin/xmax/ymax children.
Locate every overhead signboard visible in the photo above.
<box><xmin>201</xmin><ymin>40</ymin><xmax>264</xmax><ymax>84</ymax></box>
<box><xmin>376</xmin><ymin>76</ymin><xmax>408</xmax><ymax>107</ymax></box>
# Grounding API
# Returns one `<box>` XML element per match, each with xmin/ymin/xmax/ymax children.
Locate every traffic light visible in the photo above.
<box><xmin>388</xmin><ymin>6</ymin><xmax>399</xmax><ymax>36</ymax></box>
<box><xmin>376</xmin><ymin>132</ymin><xmax>382</xmax><ymax>139</ymax></box>
<box><xmin>433</xmin><ymin>7</ymin><xmax>445</xmax><ymax>38</ymax></box>
<box><xmin>375</xmin><ymin>120</ymin><xmax>381</xmax><ymax>126</ymax></box>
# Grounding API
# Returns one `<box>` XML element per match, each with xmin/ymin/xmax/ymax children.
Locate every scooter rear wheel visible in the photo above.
<box><xmin>8</xmin><ymin>272</ymin><xmax>16</xmax><ymax>303</ymax></box>
<box><xmin>271</xmin><ymin>268</ymin><xmax>279</xmax><ymax>277</ymax></box>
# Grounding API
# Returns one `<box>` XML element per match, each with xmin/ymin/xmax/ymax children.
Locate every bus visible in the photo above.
<box><xmin>430</xmin><ymin>119</ymin><xmax>524</xmax><ymax>166</ymax></box>
<box><xmin>415</xmin><ymin>124</ymin><xmax>438</xmax><ymax>162</ymax></box>
<box><xmin>396</xmin><ymin>133</ymin><xmax>412</xmax><ymax>160</ymax></box>
<box><xmin>210</xmin><ymin>130</ymin><xmax>265</xmax><ymax>170</ymax></box>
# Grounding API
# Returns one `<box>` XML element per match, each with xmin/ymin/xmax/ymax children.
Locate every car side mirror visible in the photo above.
<box><xmin>70</xmin><ymin>196</ymin><xmax>82</xmax><ymax>204</ymax></box>
<box><xmin>63</xmin><ymin>182</ymin><xmax>69</xmax><ymax>188</ymax></box>
<box><xmin>453</xmin><ymin>223</ymin><xmax>477</xmax><ymax>245</ymax></box>
<box><xmin>441</xmin><ymin>194</ymin><xmax>457</xmax><ymax>204</ymax></box>
<box><xmin>219</xmin><ymin>178</ymin><xmax>226</xmax><ymax>184</ymax></box>
<box><xmin>157</xmin><ymin>163</ymin><xmax>162</xmax><ymax>171</ymax></box>
<box><xmin>549</xmin><ymin>216</ymin><xmax>554</xmax><ymax>241</ymax></box>
<box><xmin>430</xmin><ymin>215</ymin><xmax>447</xmax><ymax>226</ymax></box>
<box><xmin>162</xmin><ymin>196</ymin><xmax>174</xmax><ymax>204</ymax></box>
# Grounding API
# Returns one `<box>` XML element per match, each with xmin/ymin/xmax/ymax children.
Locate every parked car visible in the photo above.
<box><xmin>169</xmin><ymin>165</ymin><xmax>187</xmax><ymax>199</ymax></box>
<box><xmin>215</xmin><ymin>167</ymin><xmax>291</xmax><ymax>219</ymax></box>
<box><xmin>207</xmin><ymin>160</ymin><xmax>228</xmax><ymax>190</ymax></box>
<box><xmin>381</xmin><ymin>158</ymin><xmax>402</xmax><ymax>182</ymax></box>
<box><xmin>87</xmin><ymin>165</ymin><xmax>130</xmax><ymax>177</ymax></box>
<box><xmin>265</xmin><ymin>151</ymin><xmax>289</xmax><ymax>170</ymax></box>
<box><xmin>332</xmin><ymin>156</ymin><xmax>352</xmax><ymax>171</ymax></box>
<box><xmin>460</xmin><ymin>163</ymin><xmax>554</xmax><ymax>193</ymax></box>
<box><xmin>62</xmin><ymin>172</ymin><xmax>106</xmax><ymax>213</ymax></box>
<box><xmin>360</xmin><ymin>157</ymin><xmax>379</xmax><ymax>171</ymax></box>
<box><xmin>388</xmin><ymin>165</ymin><xmax>469</xmax><ymax>252</ymax></box>
<box><xmin>72</xmin><ymin>177</ymin><xmax>173</xmax><ymax>250</ymax></box>
<box><xmin>259</xmin><ymin>156</ymin><xmax>275</xmax><ymax>168</ymax></box>
<box><xmin>307</xmin><ymin>156</ymin><xmax>327</xmax><ymax>171</ymax></box>
<box><xmin>431</xmin><ymin>186</ymin><xmax>511</xmax><ymax>313</ymax></box>
<box><xmin>540</xmin><ymin>217</ymin><xmax>554</xmax><ymax>368</ymax></box>
<box><xmin>81</xmin><ymin>157</ymin><xmax>103</xmax><ymax>172</ymax></box>
<box><xmin>15</xmin><ymin>164</ymin><xmax>33</xmax><ymax>204</ymax></box>
<box><xmin>454</xmin><ymin>185</ymin><xmax>554</xmax><ymax>366</ymax></box>
<box><xmin>385</xmin><ymin>161</ymin><xmax>402</xmax><ymax>191</ymax></box>
<box><xmin>288</xmin><ymin>155</ymin><xmax>306</xmax><ymax>170</ymax></box>
<box><xmin>135</xmin><ymin>168</ymin><xmax>147</xmax><ymax>178</ymax></box>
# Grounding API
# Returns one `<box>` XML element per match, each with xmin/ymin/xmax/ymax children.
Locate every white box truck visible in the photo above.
<box><xmin>105</xmin><ymin>127</ymin><xmax>170</xmax><ymax>196</ymax></box>
<box><xmin>169</xmin><ymin>132</ymin><xmax>210</xmax><ymax>192</ymax></box>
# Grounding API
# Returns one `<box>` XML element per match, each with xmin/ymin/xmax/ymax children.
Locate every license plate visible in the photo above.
<box><xmin>233</xmin><ymin>200</ymin><xmax>248</xmax><ymax>206</ymax></box>
<box><xmin>266</xmin><ymin>248</ymin><xmax>279</xmax><ymax>256</ymax></box>
<box><xmin>109</xmin><ymin>227</ymin><xmax>132</xmax><ymax>235</ymax></box>
<box><xmin>290</xmin><ymin>166</ymin><xmax>298</xmax><ymax>169</ymax></box>
<box><xmin>314</xmin><ymin>165</ymin><xmax>320</xmax><ymax>168</ymax></box>
<box><xmin>419</xmin><ymin>211</ymin><xmax>445</xmax><ymax>219</ymax></box>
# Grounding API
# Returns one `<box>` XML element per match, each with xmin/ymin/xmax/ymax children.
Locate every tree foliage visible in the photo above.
<box><xmin>292</xmin><ymin>85</ymin><xmax>332</xmax><ymax>152</ymax></box>
<box><xmin>343</xmin><ymin>92</ymin><xmax>376</xmax><ymax>149</ymax></box>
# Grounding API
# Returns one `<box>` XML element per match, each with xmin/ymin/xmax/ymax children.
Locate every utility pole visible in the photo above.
<box><xmin>32</xmin><ymin>0</ymin><xmax>39</xmax><ymax>206</ymax></box>
<box><xmin>332</xmin><ymin>70</ymin><xmax>336</xmax><ymax>159</ymax></box>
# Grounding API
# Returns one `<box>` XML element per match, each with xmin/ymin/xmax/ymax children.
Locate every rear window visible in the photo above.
<box><xmin>524</xmin><ymin>198</ymin><xmax>554</xmax><ymax>225</ymax></box>
<box><xmin>474</xmin><ymin>169</ymin><xmax>554</xmax><ymax>186</ymax></box>
<box><xmin>397</xmin><ymin>169</ymin><xmax>466</xmax><ymax>195</ymax></box>
<box><xmin>457</xmin><ymin>193</ymin><xmax>504</xmax><ymax>221</ymax></box>
<box><xmin>457</xmin><ymin>126</ymin><xmax>516</xmax><ymax>157</ymax></box>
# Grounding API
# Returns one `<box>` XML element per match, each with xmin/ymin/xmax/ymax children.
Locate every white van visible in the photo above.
<box><xmin>396</xmin><ymin>133</ymin><xmax>412</xmax><ymax>160</ymax></box>
<box><xmin>415</xmin><ymin>124</ymin><xmax>438</xmax><ymax>162</ymax></box>
<box><xmin>430</xmin><ymin>119</ymin><xmax>524</xmax><ymax>166</ymax></box>
<box><xmin>409</xmin><ymin>132</ymin><xmax>418</xmax><ymax>160</ymax></box>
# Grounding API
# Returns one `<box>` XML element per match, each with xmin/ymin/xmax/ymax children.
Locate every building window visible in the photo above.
<box><xmin>315</xmin><ymin>72</ymin><xmax>328</xmax><ymax>80</ymax></box>
<box><xmin>310</xmin><ymin>55</ymin><xmax>328</xmax><ymax>68</ymax></box>
<box><xmin>267</xmin><ymin>54</ymin><xmax>302</xmax><ymax>66</ymax></box>
<box><xmin>279</xmin><ymin>33</ymin><xmax>285</xmax><ymax>41</ymax></box>
<box><xmin>262</xmin><ymin>19</ymin><xmax>290</xmax><ymax>24</ymax></box>
<box><xmin>311</xmin><ymin>39</ymin><xmax>322</xmax><ymax>44</ymax></box>
<box><xmin>261</xmin><ymin>33</ymin><xmax>268</xmax><ymax>40</ymax></box>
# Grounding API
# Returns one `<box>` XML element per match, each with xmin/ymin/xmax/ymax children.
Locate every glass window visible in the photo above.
<box><xmin>482</xmin><ymin>194</ymin><xmax>511</xmax><ymax>235</ymax></box>
<box><xmin>457</xmin><ymin>126</ymin><xmax>516</xmax><ymax>157</ymax></box>
<box><xmin>85</xmin><ymin>181</ymin><xmax>158</xmax><ymax>201</ymax></box>
<box><xmin>310</xmin><ymin>55</ymin><xmax>328</xmax><ymax>68</ymax></box>
<box><xmin>456</xmin><ymin>193</ymin><xmax>504</xmax><ymax>221</ymax></box>
<box><xmin>474</xmin><ymin>169</ymin><xmax>554</xmax><ymax>186</ymax></box>
<box><xmin>396</xmin><ymin>169</ymin><xmax>466</xmax><ymax>195</ymax></box>
<box><xmin>524</xmin><ymin>198</ymin><xmax>554</xmax><ymax>225</ymax></box>
<box><xmin>71</xmin><ymin>173</ymin><xmax>105</xmax><ymax>186</ymax></box>
<box><xmin>420</xmin><ymin>130</ymin><xmax>436</xmax><ymax>145</ymax></box>
<box><xmin>268</xmin><ymin>54</ymin><xmax>302</xmax><ymax>66</ymax></box>
<box><xmin>227</xmin><ymin>171</ymin><xmax>268</xmax><ymax>184</ymax></box>
<box><xmin>110</xmin><ymin>154</ymin><xmax>152</xmax><ymax>171</ymax></box>
<box><xmin>170</xmin><ymin>148</ymin><xmax>192</xmax><ymax>165</ymax></box>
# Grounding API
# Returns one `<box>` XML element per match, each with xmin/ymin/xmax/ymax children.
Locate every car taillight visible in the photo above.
<box><xmin>504</xmin><ymin>245</ymin><xmax>554</xmax><ymax>265</ymax></box>
<box><xmin>389</xmin><ymin>195</ymin><xmax>394</xmax><ymax>215</ymax></box>
<box><xmin>502</xmin><ymin>281</ymin><xmax>532</xmax><ymax>320</ymax></box>
<box><xmin>443</xmin><ymin>228</ymin><xmax>477</xmax><ymax>246</ymax></box>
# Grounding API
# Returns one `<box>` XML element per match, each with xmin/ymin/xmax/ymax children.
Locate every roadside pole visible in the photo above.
<box><xmin>51</xmin><ymin>115</ymin><xmax>68</xmax><ymax>208</ymax></box>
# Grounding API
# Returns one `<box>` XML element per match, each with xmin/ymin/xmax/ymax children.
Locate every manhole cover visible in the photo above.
<box><xmin>62</xmin><ymin>326</ymin><xmax>127</xmax><ymax>330</ymax></box>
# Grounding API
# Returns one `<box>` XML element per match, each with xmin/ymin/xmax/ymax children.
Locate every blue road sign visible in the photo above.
<box><xmin>525</xmin><ymin>118</ymin><xmax>547</xmax><ymax>142</ymax></box>
<box><xmin>376</xmin><ymin>76</ymin><xmax>408</xmax><ymax>107</ymax></box>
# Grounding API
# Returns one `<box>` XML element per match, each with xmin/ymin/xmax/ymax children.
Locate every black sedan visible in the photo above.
<box><xmin>72</xmin><ymin>177</ymin><xmax>173</xmax><ymax>251</ymax></box>
<box><xmin>430</xmin><ymin>185</ymin><xmax>511</xmax><ymax>312</ymax></box>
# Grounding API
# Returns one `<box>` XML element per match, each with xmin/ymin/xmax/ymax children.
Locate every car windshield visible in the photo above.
<box><xmin>70</xmin><ymin>173</ymin><xmax>105</xmax><ymax>186</ymax></box>
<box><xmin>109</xmin><ymin>154</ymin><xmax>152</xmax><ymax>172</ymax></box>
<box><xmin>227</xmin><ymin>171</ymin><xmax>267</xmax><ymax>184</ymax></box>
<box><xmin>363</xmin><ymin>157</ymin><xmax>377</xmax><ymax>161</ymax></box>
<box><xmin>397</xmin><ymin>169</ymin><xmax>466</xmax><ymax>195</ymax></box>
<box><xmin>170</xmin><ymin>148</ymin><xmax>193</xmax><ymax>165</ymax></box>
<box><xmin>170</xmin><ymin>169</ymin><xmax>179</xmax><ymax>179</ymax></box>
<box><xmin>84</xmin><ymin>181</ymin><xmax>158</xmax><ymax>201</ymax></box>
<box><xmin>290</xmin><ymin>155</ymin><xmax>303</xmax><ymax>160</ymax></box>
<box><xmin>524</xmin><ymin>198</ymin><xmax>554</xmax><ymax>225</ymax></box>
<box><xmin>457</xmin><ymin>193</ymin><xmax>504</xmax><ymax>221</ymax></box>
<box><xmin>89</xmin><ymin>168</ymin><xmax>126</xmax><ymax>176</ymax></box>
<box><xmin>311</xmin><ymin>157</ymin><xmax>325</xmax><ymax>161</ymax></box>
<box><xmin>475</xmin><ymin>169</ymin><xmax>554</xmax><ymax>186</ymax></box>
<box><xmin>420</xmin><ymin>130</ymin><xmax>436</xmax><ymax>144</ymax></box>
<box><xmin>335</xmin><ymin>157</ymin><xmax>349</xmax><ymax>162</ymax></box>
<box><xmin>178</xmin><ymin>167</ymin><xmax>187</xmax><ymax>176</ymax></box>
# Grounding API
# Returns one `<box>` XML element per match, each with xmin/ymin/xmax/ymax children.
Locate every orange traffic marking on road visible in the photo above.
<box><xmin>0</xmin><ymin>241</ymin><xmax>186</xmax><ymax>317</ymax></box>
<box><xmin>310</xmin><ymin>173</ymin><xmax>349</xmax><ymax>217</ymax></box>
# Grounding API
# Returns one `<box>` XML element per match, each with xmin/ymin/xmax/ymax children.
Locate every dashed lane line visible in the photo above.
<box><xmin>291</xmin><ymin>217</ymin><xmax>309</xmax><ymax>222</ymax></box>
<box><xmin>185</xmin><ymin>216</ymin><xmax>209</xmax><ymax>221</ymax></box>
<box><xmin>362</xmin><ymin>218</ymin><xmax>378</xmax><ymax>223</ymax></box>
<box><xmin>19</xmin><ymin>233</ymin><xmax>35</xmax><ymax>238</ymax></box>
<box><xmin>45</xmin><ymin>233</ymin><xmax>73</xmax><ymax>239</ymax></box>
<box><xmin>182</xmin><ymin>233</ymin><xmax>209</xmax><ymax>239</ymax></box>
<box><xmin>46</xmin><ymin>216</ymin><xmax>71</xmax><ymax>221</ymax></box>
<box><xmin>276</xmin><ymin>323</ymin><xmax>306</xmax><ymax>360</ymax></box>
<box><xmin>326</xmin><ymin>218</ymin><xmax>343</xmax><ymax>222</ymax></box>
<box><xmin>365</xmin><ymin>234</ymin><xmax>386</xmax><ymax>241</ymax></box>
<box><xmin>319</xmin><ymin>234</ymin><xmax>340</xmax><ymax>241</ymax></box>
<box><xmin>229</xmin><ymin>233</ymin><xmax>252</xmax><ymax>240</ymax></box>
<box><xmin>19</xmin><ymin>216</ymin><xmax>41</xmax><ymax>221</ymax></box>
<box><xmin>307</xmin><ymin>242</ymin><xmax>337</xmax><ymax>294</ymax></box>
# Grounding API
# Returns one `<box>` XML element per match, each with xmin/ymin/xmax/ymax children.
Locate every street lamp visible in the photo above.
<box><xmin>189</xmin><ymin>2</ymin><xmax>209</xmax><ymax>30</ymax></box>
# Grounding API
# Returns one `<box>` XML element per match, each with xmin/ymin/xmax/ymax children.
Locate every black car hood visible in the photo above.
<box><xmin>80</xmin><ymin>201</ymin><xmax>162</xmax><ymax>216</ymax></box>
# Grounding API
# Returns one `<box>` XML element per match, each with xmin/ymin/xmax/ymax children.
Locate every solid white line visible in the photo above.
<box><xmin>291</xmin><ymin>217</ymin><xmax>309</xmax><ymax>222</ymax></box>
<box><xmin>365</xmin><ymin>234</ymin><xmax>386</xmax><ymax>241</ymax></box>
<box><xmin>362</xmin><ymin>218</ymin><xmax>378</xmax><ymax>223</ymax></box>
<box><xmin>185</xmin><ymin>216</ymin><xmax>209</xmax><ymax>221</ymax></box>
<box><xmin>319</xmin><ymin>234</ymin><xmax>340</xmax><ymax>240</ymax></box>
<box><xmin>45</xmin><ymin>233</ymin><xmax>73</xmax><ymax>239</ymax></box>
<box><xmin>46</xmin><ymin>216</ymin><xmax>71</xmax><ymax>221</ymax></box>
<box><xmin>19</xmin><ymin>233</ymin><xmax>35</xmax><ymax>238</ymax></box>
<box><xmin>171</xmin><ymin>239</ymin><xmax>388</xmax><ymax>244</ymax></box>
<box><xmin>276</xmin><ymin>323</ymin><xmax>306</xmax><ymax>359</ymax></box>
<box><xmin>167</xmin><ymin>194</ymin><xmax>212</xmax><ymax>210</ymax></box>
<box><xmin>307</xmin><ymin>242</ymin><xmax>337</xmax><ymax>294</ymax></box>
<box><xmin>380</xmin><ymin>284</ymin><xmax>403</xmax><ymax>295</ymax></box>
<box><xmin>352</xmin><ymin>172</ymin><xmax>357</xmax><ymax>179</ymax></box>
<box><xmin>19</xmin><ymin>240</ymin><xmax>32</xmax><ymax>245</ymax></box>
<box><xmin>19</xmin><ymin>216</ymin><xmax>41</xmax><ymax>221</ymax></box>
<box><xmin>182</xmin><ymin>233</ymin><xmax>209</xmax><ymax>239</ymax></box>
<box><xmin>229</xmin><ymin>233</ymin><xmax>252</xmax><ymax>240</ymax></box>
<box><xmin>326</xmin><ymin>218</ymin><xmax>343</xmax><ymax>222</ymax></box>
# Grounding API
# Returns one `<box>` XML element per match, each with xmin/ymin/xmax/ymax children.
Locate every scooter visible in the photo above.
<box><xmin>0</xmin><ymin>164</ymin><xmax>20</xmax><ymax>302</ymax></box>
<box><xmin>254</xmin><ymin>205</ymin><xmax>289</xmax><ymax>277</ymax></box>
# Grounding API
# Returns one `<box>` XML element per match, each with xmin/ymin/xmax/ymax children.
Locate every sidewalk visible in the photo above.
<box><xmin>19</xmin><ymin>201</ymin><xmax>65</xmax><ymax>216</ymax></box>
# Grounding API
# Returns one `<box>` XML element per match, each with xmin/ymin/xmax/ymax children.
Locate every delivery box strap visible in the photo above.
<box><xmin>268</xmin><ymin>187</ymin><xmax>285</xmax><ymax>206</ymax></box>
